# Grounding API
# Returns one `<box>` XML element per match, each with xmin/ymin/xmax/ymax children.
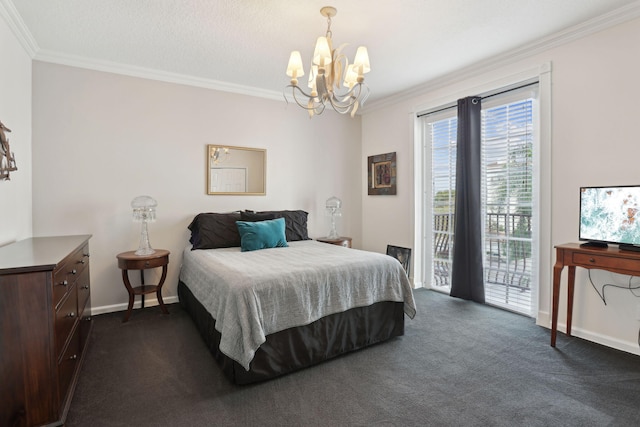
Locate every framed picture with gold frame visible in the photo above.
<box><xmin>367</xmin><ymin>152</ymin><xmax>396</xmax><ymax>195</ymax></box>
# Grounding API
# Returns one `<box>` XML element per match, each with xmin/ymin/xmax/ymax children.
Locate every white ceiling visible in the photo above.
<box><xmin>5</xmin><ymin>0</ymin><xmax>640</xmax><ymax>105</ymax></box>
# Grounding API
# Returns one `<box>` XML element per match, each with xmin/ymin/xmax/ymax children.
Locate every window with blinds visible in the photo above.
<box><xmin>482</xmin><ymin>92</ymin><xmax>535</xmax><ymax>314</ymax></box>
<box><xmin>422</xmin><ymin>84</ymin><xmax>538</xmax><ymax>316</ymax></box>
<box><xmin>429</xmin><ymin>114</ymin><xmax>457</xmax><ymax>289</ymax></box>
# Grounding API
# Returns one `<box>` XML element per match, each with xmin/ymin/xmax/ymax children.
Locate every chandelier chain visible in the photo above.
<box><xmin>325</xmin><ymin>15</ymin><xmax>332</xmax><ymax>39</ymax></box>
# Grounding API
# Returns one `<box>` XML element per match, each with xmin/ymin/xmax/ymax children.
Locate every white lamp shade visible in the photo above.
<box><xmin>313</xmin><ymin>36</ymin><xmax>332</xmax><ymax>67</ymax></box>
<box><xmin>326</xmin><ymin>196</ymin><xmax>342</xmax><ymax>211</ymax></box>
<box><xmin>286</xmin><ymin>51</ymin><xmax>305</xmax><ymax>78</ymax></box>
<box><xmin>131</xmin><ymin>195</ymin><xmax>157</xmax><ymax>222</ymax></box>
<box><xmin>353</xmin><ymin>46</ymin><xmax>371</xmax><ymax>74</ymax></box>
<box><xmin>343</xmin><ymin>64</ymin><xmax>358</xmax><ymax>88</ymax></box>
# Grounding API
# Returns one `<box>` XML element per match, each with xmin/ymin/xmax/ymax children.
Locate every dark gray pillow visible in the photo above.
<box><xmin>241</xmin><ymin>210</ymin><xmax>310</xmax><ymax>242</ymax></box>
<box><xmin>188</xmin><ymin>212</ymin><xmax>242</xmax><ymax>249</ymax></box>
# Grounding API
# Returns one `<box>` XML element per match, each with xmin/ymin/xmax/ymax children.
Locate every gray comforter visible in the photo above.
<box><xmin>179</xmin><ymin>240</ymin><xmax>416</xmax><ymax>370</ymax></box>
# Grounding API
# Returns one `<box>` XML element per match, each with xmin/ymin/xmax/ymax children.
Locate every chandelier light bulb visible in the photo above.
<box><xmin>313</xmin><ymin>36</ymin><xmax>332</xmax><ymax>68</ymax></box>
<box><xmin>353</xmin><ymin>46</ymin><xmax>371</xmax><ymax>75</ymax></box>
<box><xmin>286</xmin><ymin>51</ymin><xmax>305</xmax><ymax>84</ymax></box>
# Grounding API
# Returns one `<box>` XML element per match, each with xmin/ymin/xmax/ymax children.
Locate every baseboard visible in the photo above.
<box><xmin>568</xmin><ymin>327</ymin><xmax>640</xmax><ymax>356</ymax></box>
<box><xmin>536</xmin><ymin>310</ymin><xmax>550</xmax><ymax>328</ymax></box>
<box><xmin>537</xmin><ymin>312</ymin><xmax>640</xmax><ymax>356</ymax></box>
<box><xmin>90</xmin><ymin>295</ymin><xmax>179</xmax><ymax>316</ymax></box>
<box><xmin>412</xmin><ymin>280</ymin><xmax>425</xmax><ymax>289</ymax></box>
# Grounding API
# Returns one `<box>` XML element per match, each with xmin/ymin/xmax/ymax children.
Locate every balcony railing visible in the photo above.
<box><xmin>433</xmin><ymin>212</ymin><xmax>532</xmax><ymax>291</ymax></box>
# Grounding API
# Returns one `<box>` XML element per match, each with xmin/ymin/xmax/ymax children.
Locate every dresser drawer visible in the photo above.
<box><xmin>53</xmin><ymin>244</ymin><xmax>89</xmax><ymax>309</ymax></box>
<box><xmin>118</xmin><ymin>254</ymin><xmax>168</xmax><ymax>270</ymax></box>
<box><xmin>65</xmin><ymin>245</ymin><xmax>89</xmax><ymax>283</ymax></box>
<box><xmin>73</xmin><ymin>244</ymin><xmax>90</xmax><ymax>275</ymax></box>
<box><xmin>79</xmin><ymin>310</ymin><xmax>92</xmax><ymax>355</ymax></box>
<box><xmin>77</xmin><ymin>267</ymin><xmax>90</xmax><ymax>316</ymax></box>
<box><xmin>572</xmin><ymin>252</ymin><xmax>640</xmax><ymax>272</ymax></box>
<box><xmin>53</xmin><ymin>269</ymin><xmax>72</xmax><ymax>309</ymax></box>
<box><xmin>58</xmin><ymin>326</ymin><xmax>80</xmax><ymax>406</ymax></box>
<box><xmin>55</xmin><ymin>286</ymin><xmax>78</xmax><ymax>358</ymax></box>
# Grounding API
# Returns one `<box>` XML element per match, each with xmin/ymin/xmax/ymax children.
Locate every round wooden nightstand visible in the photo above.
<box><xmin>116</xmin><ymin>249</ymin><xmax>170</xmax><ymax>322</ymax></box>
<box><xmin>316</xmin><ymin>237</ymin><xmax>352</xmax><ymax>248</ymax></box>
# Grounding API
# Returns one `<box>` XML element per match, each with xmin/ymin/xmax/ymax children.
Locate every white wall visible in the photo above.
<box><xmin>14</xmin><ymin>2</ymin><xmax>640</xmax><ymax>355</ymax></box>
<box><xmin>31</xmin><ymin>62</ymin><xmax>362</xmax><ymax>313</ymax></box>
<box><xmin>0</xmin><ymin>11</ymin><xmax>31</xmax><ymax>245</ymax></box>
<box><xmin>361</xmin><ymin>17</ymin><xmax>640</xmax><ymax>355</ymax></box>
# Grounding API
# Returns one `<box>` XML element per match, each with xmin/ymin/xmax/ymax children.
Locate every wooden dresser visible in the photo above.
<box><xmin>0</xmin><ymin>235</ymin><xmax>92</xmax><ymax>426</ymax></box>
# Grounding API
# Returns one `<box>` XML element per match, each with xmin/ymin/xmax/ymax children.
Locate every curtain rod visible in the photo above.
<box><xmin>481</xmin><ymin>80</ymin><xmax>538</xmax><ymax>101</ymax></box>
<box><xmin>417</xmin><ymin>80</ymin><xmax>538</xmax><ymax>118</ymax></box>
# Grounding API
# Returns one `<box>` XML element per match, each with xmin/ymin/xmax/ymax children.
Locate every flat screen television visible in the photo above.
<box><xmin>579</xmin><ymin>185</ymin><xmax>640</xmax><ymax>251</ymax></box>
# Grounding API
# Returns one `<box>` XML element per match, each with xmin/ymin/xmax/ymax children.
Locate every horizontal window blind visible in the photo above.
<box><xmin>482</xmin><ymin>94</ymin><xmax>535</xmax><ymax>314</ymax></box>
<box><xmin>421</xmin><ymin>83</ymin><xmax>538</xmax><ymax>316</ymax></box>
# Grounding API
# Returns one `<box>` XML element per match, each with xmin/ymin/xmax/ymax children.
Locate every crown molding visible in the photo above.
<box><xmin>1</xmin><ymin>0</ymin><xmax>283</xmax><ymax>101</ymax></box>
<box><xmin>33</xmin><ymin>49</ymin><xmax>284</xmax><ymax>101</ymax></box>
<box><xmin>0</xmin><ymin>0</ymin><xmax>38</xmax><ymax>56</ymax></box>
<box><xmin>364</xmin><ymin>0</ymin><xmax>640</xmax><ymax>113</ymax></box>
<box><xmin>5</xmin><ymin>0</ymin><xmax>640</xmax><ymax>109</ymax></box>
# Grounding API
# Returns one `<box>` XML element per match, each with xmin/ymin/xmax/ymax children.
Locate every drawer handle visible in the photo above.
<box><xmin>86</xmin><ymin>316</ymin><xmax>92</xmax><ymax>322</ymax></box>
<box><xmin>79</xmin><ymin>259</ymin><xmax>86</xmax><ymax>264</ymax></box>
<box><xmin>589</xmin><ymin>258</ymin><xmax>596</xmax><ymax>263</ymax></box>
<box><xmin>70</xmin><ymin>269</ymin><xmax>77</xmax><ymax>275</ymax></box>
<box><xmin>145</xmin><ymin>261</ymin><xmax>150</xmax><ymax>267</ymax></box>
<box><xmin>58</xmin><ymin>280</ymin><xmax>68</xmax><ymax>287</ymax></box>
<box><xmin>69</xmin><ymin>354</ymin><xmax>77</xmax><ymax>361</ymax></box>
<box><xmin>82</xmin><ymin>284</ymin><xmax>89</xmax><ymax>290</ymax></box>
<box><xmin>84</xmin><ymin>253</ymin><xmax>90</xmax><ymax>258</ymax></box>
<box><xmin>67</xmin><ymin>312</ymin><xmax>76</xmax><ymax>318</ymax></box>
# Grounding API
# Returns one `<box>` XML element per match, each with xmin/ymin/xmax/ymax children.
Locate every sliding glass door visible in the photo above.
<box><xmin>420</xmin><ymin>85</ymin><xmax>538</xmax><ymax>316</ymax></box>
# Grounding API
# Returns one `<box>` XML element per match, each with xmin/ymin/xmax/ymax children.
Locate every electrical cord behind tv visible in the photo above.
<box><xmin>587</xmin><ymin>269</ymin><xmax>640</xmax><ymax>305</ymax></box>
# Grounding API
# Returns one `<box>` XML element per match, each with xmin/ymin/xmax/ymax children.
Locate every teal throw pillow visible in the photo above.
<box><xmin>236</xmin><ymin>217</ymin><xmax>289</xmax><ymax>252</ymax></box>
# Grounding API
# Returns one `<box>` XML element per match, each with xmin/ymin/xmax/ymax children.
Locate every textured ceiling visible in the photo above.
<box><xmin>5</xmin><ymin>0</ymin><xmax>640</xmax><ymax>106</ymax></box>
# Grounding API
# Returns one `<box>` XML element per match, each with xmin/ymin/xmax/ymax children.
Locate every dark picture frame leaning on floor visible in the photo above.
<box><xmin>386</xmin><ymin>245</ymin><xmax>411</xmax><ymax>276</ymax></box>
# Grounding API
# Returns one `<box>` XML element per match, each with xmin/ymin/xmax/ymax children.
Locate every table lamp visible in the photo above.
<box><xmin>326</xmin><ymin>196</ymin><xmax>342</xmax><ymax>239</ymax></box>
<box><xmin>131</xmin><ymin>195</ymin><xmax>157</xmax><ymax>255</ymax></box>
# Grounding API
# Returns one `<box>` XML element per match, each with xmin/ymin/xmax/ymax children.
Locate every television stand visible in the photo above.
<box><xmin>552</xmin><ymin>243</ymin><xmax>640</xmax><ymax>346</ymax></box>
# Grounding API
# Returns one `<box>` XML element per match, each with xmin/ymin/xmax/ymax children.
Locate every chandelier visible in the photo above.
<box><xmin>284</xmin><ymin>6</ymin><xmax>371</xmax><ymax>118</ymax></box>
<box><xmin>211</xmin><ymin>147</ymin><xmax>230</xmax><ymax>165</ymax></box>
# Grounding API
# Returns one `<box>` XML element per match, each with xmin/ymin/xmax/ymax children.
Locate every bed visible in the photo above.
<box><xmin>178</xmin><ymin>211</ymin><xmax>416</xmax><ymax>384</ymax></box>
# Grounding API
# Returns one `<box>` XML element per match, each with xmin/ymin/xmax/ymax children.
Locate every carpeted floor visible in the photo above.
<box><xmin>66</xmin><ymin>289</ymin><xmax>640</xmax><ymax>426</ymax></box>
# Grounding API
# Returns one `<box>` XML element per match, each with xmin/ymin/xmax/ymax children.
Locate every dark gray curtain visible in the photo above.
<box><xmin>450</xmin><ymin>96</ymin><xmax>485</xmax><ymax>303</ymax></box>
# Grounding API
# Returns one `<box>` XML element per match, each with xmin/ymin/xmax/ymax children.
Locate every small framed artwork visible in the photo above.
<box><xmin>386</xmin><ymin>245</ymin><xmax>411</xmax><ymax>276</ymax></box>
<box><xmin>367</xmin><ymin>152</ymin><xmax>396</xmax><ymax>195</ymax></box>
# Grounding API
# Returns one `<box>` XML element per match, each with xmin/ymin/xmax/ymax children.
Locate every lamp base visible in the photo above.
<box><xmin>135</xmin><ymin>221</ymin><xmax>155</xmax><ymax>256</ymax></box>
<box><xmin>134</xmin><ymin>247</ymin><xmax>156</xmax><ymax>256</ymax></box>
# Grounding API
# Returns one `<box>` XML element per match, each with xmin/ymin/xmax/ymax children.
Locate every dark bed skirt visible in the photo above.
<box><xmin>178</xmin><ymin>280</ymin><xmax>405</xmax><ymax>385</ymax></box>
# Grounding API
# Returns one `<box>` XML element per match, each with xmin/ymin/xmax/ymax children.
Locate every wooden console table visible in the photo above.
<box><xmin>551</xmin><ymin>243</ymin><xmax>640</xmax><ymax>346</ymax></box>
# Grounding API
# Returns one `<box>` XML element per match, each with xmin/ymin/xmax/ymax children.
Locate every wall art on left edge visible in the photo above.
<box><xmin>367</xmin><ymin>152</ymin><xmax>396</xmax><ymax>195</ymax></box>
<box><xmin>0</xmin><ymin>120</ymin><xmax>18</xmax><ymax>181</ymax></box>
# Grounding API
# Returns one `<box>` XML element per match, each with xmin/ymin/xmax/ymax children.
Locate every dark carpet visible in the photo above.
<box><xmin>66</xmin><ymin>289</ymin><xmax>640</xmax><ymax>426</ymax></box>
